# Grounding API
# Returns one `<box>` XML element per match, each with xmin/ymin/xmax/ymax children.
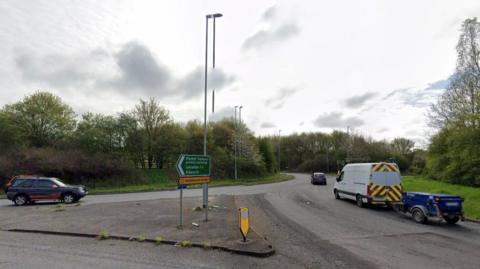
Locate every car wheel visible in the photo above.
<box><xmin>412</xmin><ymin>208</ymin><xmax>427</xmax><ymax>224</ymax></box>
<box><xmin>444</xmin><ymin>216</ymin><xmax>460</xmax><ymax>225</ymax></box>
<box><xmin>14</xmin><ymin>194</ymin><xmax>28</xmax><ymax>206</ymax></box>
<box><xmin>63</xmin><ymin>193</ymin><xmax>75</xmax><ymax>204</ymax></box>
<box><xmin>356</xmin><ymin>195</ymin><xmax>364</xmax><ymax>208</ymax></box>
<box><xmin>334</xmin><ymin>189</ymin><xmax>340</xmax><ymax>199</ymax></box>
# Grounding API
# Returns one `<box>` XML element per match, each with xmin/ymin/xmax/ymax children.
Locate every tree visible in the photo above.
<box><xmin>0</xmin><ymin>111</ymin><xmax>21</xmax><ymax>152</ymax></box>
<box><xmin>3</xmin><ymin>91</ymin><xmax>76</xmax><ymax>147</ymax></box>
<box><xmin>257</xmin><ymin>137</ymin><xmax>276</xmax><ymax>173</ymax></box>
<box><xmin>75</xmin><ymin>113</ymin><xmax>122</xmax><ymax>154</ymax></box>
<box><xmin>133</xmin><ymin>98</ymin><xmax>171</xmax><ymax>168</ymax></box>
<box><xmin>430</xmin><ymin>18</ymin><xmax>480</xmax><ymax>128</ymax></box>
<box><xmin>427</xmin><ymin>18</ymin><xmax>480</xmax><ymax>186</ymax></box>
<box><xmin>390</xmin><ymin>138</ymin><xmax>415</xmax><ymax>156</ymax></box>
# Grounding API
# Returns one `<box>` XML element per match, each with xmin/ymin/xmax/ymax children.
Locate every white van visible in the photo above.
<box><xmin>333</xmin><ymin>162</ymin><xmax>402</xmax><ymax>207</ymax></box>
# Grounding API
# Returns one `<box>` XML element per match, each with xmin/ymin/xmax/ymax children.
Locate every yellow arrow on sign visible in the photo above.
<box><xmin>238</xmin><ymin>207</ymin><xmax>249</xmax><ymax>241</ymax></box>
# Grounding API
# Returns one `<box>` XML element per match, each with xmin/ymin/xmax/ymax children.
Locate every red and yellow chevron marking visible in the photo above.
<box><xmin>386</xmin><ymin>184</ymin><xmax>402</xmax><ymax>202</ymax></box>
<box><xmin>372</xmin><ymin>163</ymin><xmax>399</xmax><ymax>173</ymax></box>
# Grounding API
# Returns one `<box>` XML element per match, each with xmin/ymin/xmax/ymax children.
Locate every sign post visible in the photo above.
<box><xmin>179</xmin><ymin>186</ymin><xmax>183</xmax><ymax>228</ymax></box>
<box><xmin>176</xmin><ymin>154</ymin><xmax>211</xmax><ymax>222</ymax></box>
<box><xmin>238</xmin><ymin>207</ymin><xmax>250</xmax><ymax>242</ymax></box>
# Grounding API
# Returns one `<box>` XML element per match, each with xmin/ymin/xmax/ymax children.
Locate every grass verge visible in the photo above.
<box><xmin>403</xmin><ymin>176</ymin><xmax>480</xmax><ymax>220</ymax></box>
<box><xmin>89</xmin><ymin>172</ymin><xmax>294</xmax><ymax>195</ymax></box>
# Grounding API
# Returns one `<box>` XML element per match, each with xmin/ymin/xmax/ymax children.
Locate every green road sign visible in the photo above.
<box><xmin>176</xmin><ymin>154</ymin><xmax>211</xmax><ymax>177</ymax></box>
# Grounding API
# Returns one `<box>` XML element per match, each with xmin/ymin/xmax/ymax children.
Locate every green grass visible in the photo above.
<box><xmin>89</xmin><ymin>171</ymin><xmax>293</xmax><ymax>195</ymax></box>
<box><xmin>402</xmin><ymin>176</ymin><xmax>480</xmax><ymax>220</ymax></box>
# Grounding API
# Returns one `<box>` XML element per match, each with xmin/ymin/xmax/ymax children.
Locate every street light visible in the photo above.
<box><xmin>234</xmin><ymin>106</ymin><xmax>238</xmax><ymax>180</ymax></box>
<box><xmin>202</xmin><ymin>12</ymin><xmax>223</xmax><ymax>221</ymax></box>
<box><xmin>278</xmin><ymin>130</ymin><xmax>282</xmax><ymax>172</ymax></box>
<box><xmin>238</xmin><ymin>106</ymin><xmax>243</xmax><ymax>157</ymax></box>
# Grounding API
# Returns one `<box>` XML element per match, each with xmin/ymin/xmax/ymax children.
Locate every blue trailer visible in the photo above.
<box><xmin>393</xmin><ymin>192</ymin><xmax>465</xmax><ymax>224</ymax></box>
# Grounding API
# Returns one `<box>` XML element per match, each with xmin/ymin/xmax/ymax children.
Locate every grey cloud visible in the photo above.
<box><xmin>176</xmin><ymin>67</ymin><xmax>235</xmax><ymax>99</ymax></box>
<box><xmin>382</xmin><ymin>87</ymin><xmax>411</xmax><ymax>100</ymax></box>
<box><xmin>14</xmin><ymin>41</ymin><xmax>235</xmax><ymax>100</ymax></box>
<box><xmin>265</xmin><ymin>86</ymin><xmax>299</xmax><ymax>109</ymax></box>
<box><xmin>380</xmin><ymin>82</ymin><xmax>445</xmax><ymax>109</ymax></box>
<box><xmin>242</xmin><ymin>23</ymin><xmax>300</xmax><ymax>51</ymax></box>
<box><xmin>344</xmin><ymin>92</ymin><xmax>376</xmax><ymax>108</ymax></box>
<box><xmin>261</xmin><ymin>5</ymin><xmax>276</xmax><ymax>21</ymax></box>
<box><xmin>313</xmin><ymin>112</ymin><xmax>364</xmax><ymax>128</ymax></box>
<box><xmin>14</xmin><ymin>50</ymin><xmax>101</xmax><ymax>88</ymax></box>
<box><xmin>260</xmin><ymin>122</ymin><xmax>276</xmax><ymax>128</ymax></box>
<box><xmin>109</xmin><ymin>42</ymin><xmax>172</xmax><ymax>94</ymax></box>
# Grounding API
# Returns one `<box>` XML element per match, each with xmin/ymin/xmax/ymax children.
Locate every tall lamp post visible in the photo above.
<box><xmin>278</xmin><ymin>130</ymin><xmax>282</xmax><ymax>172</ymax></box>
<box><xmin>203</xmin><ymin>13</ymin><xmax>223</xmax><ymax>221</ymax></box>
<box><xmin>238</xmin><ymin>106</ymin><xmax>243</xmax><ymax>157</ymax></box>
<box><xmin>234</xmin><ymin>106</ymin><xmax>238</xmax><ymax>180</ymax></box>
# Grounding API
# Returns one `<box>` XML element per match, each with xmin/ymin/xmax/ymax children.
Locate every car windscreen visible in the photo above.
<box><xmin>12</xmin><ymin>179</ymin><xmax>26</xmax><ymax>187</ymax></box>
<box><xmin>371</xmin><ymin>172</ymin><xmax>401</xmax><ymax>186</ymax></box>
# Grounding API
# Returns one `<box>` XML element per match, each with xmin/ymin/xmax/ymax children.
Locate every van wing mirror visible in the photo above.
<box><xmin>336</xmin><ymin>176</ymin><xmax>340</xmax><ymax>182</ymax></box>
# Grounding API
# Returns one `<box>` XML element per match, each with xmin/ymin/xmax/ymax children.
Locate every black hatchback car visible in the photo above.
<box><xmin>311</xmin><ymin>172</ymin><xmax>327</xmax><ymax>185</ymax></box>
<box><xmin>5</xmin><ymin>175</ymin><xmax>87</xmax><ymax>206</ymax></box>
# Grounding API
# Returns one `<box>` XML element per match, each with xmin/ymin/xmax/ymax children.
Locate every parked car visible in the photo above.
<box><xmin>311</xmin><ymin>172</ymin><xmax>327</xmax><ymax>185</ymax></box>
<box><xmin>333</xmin><ymin>162</ymin><xmax>402</xmax><ymax>207</ymax></box>
<box><xmin>5</xmin><ymin>175</ymin><xmax>87</xmax><ymax>206</ymax></box>
<box><xmin>393</xmin><ymin>192</ymin><xmax>464</xmax><ymax>224</ymax></box>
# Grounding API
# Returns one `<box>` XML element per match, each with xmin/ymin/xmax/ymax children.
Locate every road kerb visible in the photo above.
<box><xmin>5</xmin><ymin>228</ymin><xmax>275</xmax><ymax>258</ymax></box>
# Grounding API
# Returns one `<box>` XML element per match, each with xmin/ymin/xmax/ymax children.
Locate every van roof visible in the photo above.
<box><xmin>344</xmin><ymin>162</ymin><xmax>397</xmax><ymax>167</ymax></box>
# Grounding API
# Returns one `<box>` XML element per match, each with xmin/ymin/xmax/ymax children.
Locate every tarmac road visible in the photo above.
<box><xmin>1</xmin><ymin>173</ymin><xmax>479</xmax><ymax>268</ymax></box>
<box><xmin>263</xmin><ymin>173</ymin><xmax>480</xmax><ymax>269</ymax></box>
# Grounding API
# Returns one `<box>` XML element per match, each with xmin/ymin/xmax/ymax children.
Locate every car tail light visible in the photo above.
<box><xmin>367</xmin><ymin>183</ymin><xmax>373</xmax><ymax>197</ymax></box>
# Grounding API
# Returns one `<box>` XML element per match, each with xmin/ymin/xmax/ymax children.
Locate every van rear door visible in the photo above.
<box><xmin>370</xmin><ymin>163</ymin><xmax>402</xmax><ymax>202</ymax></box>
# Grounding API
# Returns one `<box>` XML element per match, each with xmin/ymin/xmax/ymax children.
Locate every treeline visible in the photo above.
<box><xmin>0</xmin><ymin>91</ymin><xmax>422</xmax><ymax>187</ymax></box>
<box><xmin>427</xmin><ymin>18</ymin><xmax>480</xmax><ymax>187</ymax></box>
<box><xmin>268</xmin><ymin>132</ymin><xmax>425</xmax><ymax>174</ymax></box>
<box><xmin>0</xmin><ymin>92</ymin><xmax>273</xmax><ymax>186</ymax></box>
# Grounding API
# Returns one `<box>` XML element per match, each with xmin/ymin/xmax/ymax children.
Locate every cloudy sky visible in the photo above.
<box><xmin>1</xmin><ymin>0</ymin><xmax>480</xmax><ymax>146</ymax></box>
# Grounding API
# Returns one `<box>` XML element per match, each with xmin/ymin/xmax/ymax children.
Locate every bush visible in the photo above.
<box><xmin>0</xmin><ymin>148</ymin><xmax>143</xmax><ymax>188</ymax></box>
<box><xmin>427</xmin><ymin>124</ymin><xmax>480</xmax><ymax>187</ymax></box>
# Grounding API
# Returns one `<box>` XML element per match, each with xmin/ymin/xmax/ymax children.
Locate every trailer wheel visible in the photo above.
<box><xmin>444</xmin><ymin>216</ymin><xmax>459</xmax><ymax>225</ymax></box>
<box><xmin>412</xmin><ymin>208</ymin><xmax>427</xmax><ymax>224</ymax></box>
<box><xmin>392</xmin><ymin>203</ymin><xmax>403</xmax><ymax>213</ymax></box>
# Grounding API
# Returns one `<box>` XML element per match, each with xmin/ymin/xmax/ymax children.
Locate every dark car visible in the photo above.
<box><xmin>311</xmin><ymin>172</ymin><xmax>327</xmax><ymax>185</ymax></box>
<box><xmin>5</xmin><ymin>175</ymin><xmax>87</xmax><ymax>206</ymax></box>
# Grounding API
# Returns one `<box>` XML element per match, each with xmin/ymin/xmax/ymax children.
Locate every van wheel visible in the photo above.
<box><xmin>412</xmin><ymin>208</ymin><xmax>427</xmax><ymax>224</ymax></box>
<box><xmin>356</xmin><ymin>195</ymin><xmax>364</xmax><ymax>208</ymax></box>
<box><xmin>334</xmin><ymin>189</ymin><xmax>340</xmax><ymax>199</ymax></box>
